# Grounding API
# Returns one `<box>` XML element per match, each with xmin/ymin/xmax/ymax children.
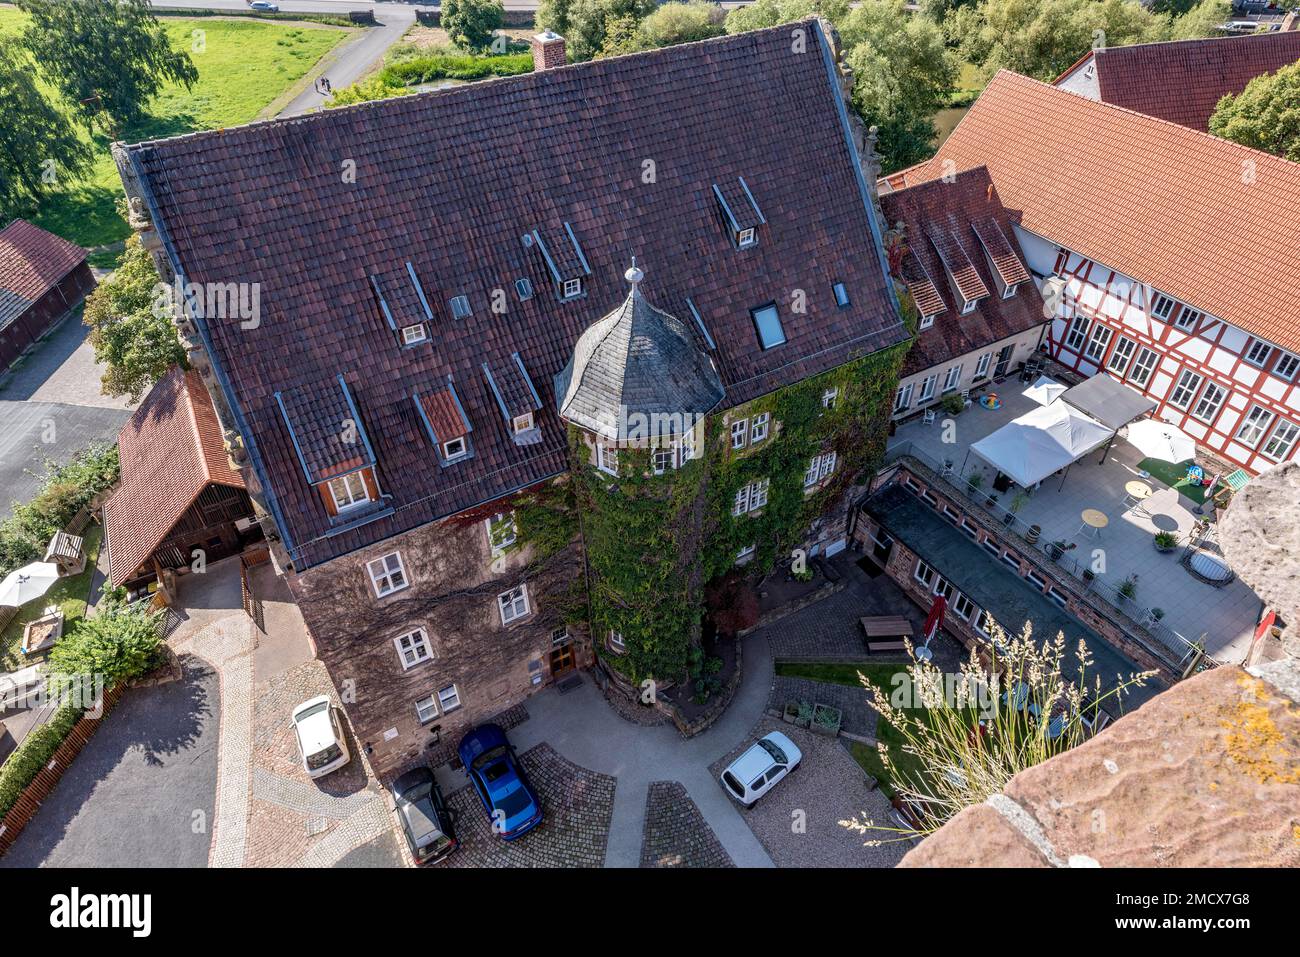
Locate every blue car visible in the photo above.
<box><xmin>457</xmin><ymin>724</ymin><xmax>543</xmax><ymax>840</ymax></box>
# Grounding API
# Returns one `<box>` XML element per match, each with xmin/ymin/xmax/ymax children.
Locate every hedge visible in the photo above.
<box><xmin>380</xmin><ymin>52</ymin><xmax>533</xmax><ymax>86</ymax></box>
<box><xmin>0</xmin><ymin>703</ymin><xmax>82</xmax><ymax>819</ymax></box>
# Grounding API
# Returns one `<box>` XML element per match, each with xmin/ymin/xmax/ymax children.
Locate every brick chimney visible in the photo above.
<box><xmin>531</xmin><ymin>30</ymin><xmax>566</xmax><ymax>72</ymax></box>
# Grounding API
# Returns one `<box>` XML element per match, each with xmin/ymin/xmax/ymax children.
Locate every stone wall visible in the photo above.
<box><xmin>286</xmin><ymin>486</ymin><xmax>588</xmax><ymax>780</ymax></box>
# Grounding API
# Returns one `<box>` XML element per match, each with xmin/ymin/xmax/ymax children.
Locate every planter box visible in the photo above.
<box><xmin>812</xmin><ymin>703</ymin><xmax>842</xmax><ymax>736</ymax></box>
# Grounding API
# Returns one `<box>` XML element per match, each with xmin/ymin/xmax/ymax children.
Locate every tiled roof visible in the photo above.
<box><xmin>971</xmin><ymin>217</ymin><xmax>1030</xmax><ymax>289</ymax></box>
<box><xmin>925</xmin><ymin>215</ymin><xmax>989</xmax><ymax>304</ymax></box>
<box><xmin>104</xmin><ymin>367</ymin><xmax>245</xmax><ymax>585</ymax></box>
<box><xmin>275</xmin><ymin>376</ymin><xmax>376</xmax><ymax>484</ymax></box>
<box><xmin>879</xmin><ymin>167</ymin><xmax>1045</xmax><ymax>376</ymax></box>
<box><xmin>417</xmin><ymin>384</ymin><xmax>471</xmax><ymax>443</ymax></box>
<box><xmin>0</xmin><ymin>219</ymin><xmax>86</xmax><ymax>329</ymax></box>
<box><xmin>1061</xmin><ymin>31</ymin><xmax>1300</xmax><ymax>132</ymax></box>
<box><xmin>555</xmin><ymin>276</ymin><xmax>725</xmax><ymax>441</ymax></box>
<box><xmin>914</xmin><ymin>71</ymin><xmax>1300</xmax><ymax>355</ymax></box>
<box><xmin>122</xmin><ymin>21</ymin><xmax>907</xmax><ymax>570</ymax></box>
<box><xmin>482</xmin><ymin>353</ymin><xmax>542</xmax><ymax>424</ymax></box>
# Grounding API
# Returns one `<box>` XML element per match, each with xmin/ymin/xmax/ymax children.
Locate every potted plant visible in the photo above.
<box><xmin>941</xmin><ymin>393</ymin><xmax>964</xmax><ymax>416</ymax></box>
<box><xmin>783</xmin><ymin>701</ymin><xmax>800</xmax><ymax>724</ymax></box>
<box><xmin>1082</xmin><ymin>568</ymin><xmax>1095</xmax><ymax>590</ymax></box>
<box><xmin>1010</xmin><ymin>491</ymin><xmax>1029</xmax><ymax>514</ymax></box>
<box><xmin>795</xmin><ymin>700</ymin><xmax>814</xmax><ymax>729</ymax></box>
<box><xmin>1153</xmin><ymin>531</ymin><xmax>1179</xmax><ymax>553</ymax></box>
<box><xmin>812</xmin><ymin>703</ymin><xmax>843</xmax><ymax>736</ymax></box>
<box><xmin>965</xmin><ymin>472</ymin><xmax>984</xmax><ymax>498</ymax></box>
<box><xmin>1047</xmin><ymin>540</ymin><xmax>1075</xmax><ymax>562</ymax></box>
<box><xmin>1118</xmin><ymin>575</ymin><xmax>1138</xmax><ymax>602</ymax></box>
<box><xmin>1149</xmin><ymin>607</ymin><xmax>1166</xmax><ymax>623</ymax></box>
<box><xmin>985</xmin><ymin>491</ymin><xmax>998</xmax><ymax>508</ymax></box>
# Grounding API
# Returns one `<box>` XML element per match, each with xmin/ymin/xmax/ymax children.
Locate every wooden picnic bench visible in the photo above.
<box><xmin>859</xmin><ymin>615</ymin><xmax>913</xmax><ymax>653</ymax></box>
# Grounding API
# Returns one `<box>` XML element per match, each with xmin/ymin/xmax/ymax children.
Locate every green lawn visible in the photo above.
<box><xmin>1</xmin><ymin>522</ymin><xmax>102</xmax><ymax>671</ymax></box>
<box><xmin>0</xmin><ymin>8</ymin><xmax>347</xmax><ymax>253</ymax></box>
<box><xmin>1137</xmin><ymin>456</ymin><xmax>1208</xmax><ymax>504</ymax></box>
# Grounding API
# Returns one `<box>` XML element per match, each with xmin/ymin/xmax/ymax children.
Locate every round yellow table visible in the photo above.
<box><xmin>1123</xmin><ymin>480</ymin><xmax>1153</xmax><ymax>516</ymax></box>
<box><xmin>1079</xmin><ymin>508</ymin><xmax>1108</xmax><ymax>539</ymax></box>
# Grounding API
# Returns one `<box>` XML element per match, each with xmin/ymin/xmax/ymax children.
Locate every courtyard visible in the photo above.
<box><xmin>889</xmin><ymin>382</ymin><xmax>1265</xmax><ymax>665</ymax></box>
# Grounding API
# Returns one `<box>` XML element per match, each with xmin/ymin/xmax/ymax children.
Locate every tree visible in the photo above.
<box><xmin>1168</xmin><ymin>0</ymin><xmax>1232</xmax><ymax>38</ymax></box>
<box><xmin>0</xmin><ymin>37</ymin><xmax>91</xmax><ymax>218</ymax></box>
<box><xmin>840</xmin><ymin>0</ymin><xmax>958</xmax><ymax>172</ymax></box>
<box><xmin>83</xmin><ymin>233</ymin><xmax>186</xmax><ymax>401</ymax></box>
<box><xmin>17</xmin><ymin>0</ymin><xmax>197</xmax><ymax>130</ymax></box>
<box><xmin>48</xmin><ymin>595</ymin><xmax>165</xmax><ymax>695</ymax></box>
<box><xmin>724</xmin><ymin>0</ymin><xmax>850</xmax><ymax>34</ymax></box>
<box><xmin>953</xmin><ymin>0</ymin><xmax>1166</xmax><ymax>82</ymax></box>
<box><xmin>560</xmin><ymin>0</ymin><xmax>658</xmax><ymax>62</ymax></box>
<box><xmin>538</xmin><ymin>0</ymin><xmax>579</xmax><ymax>37</ymax></box>
<box><xmin>442</xmin><ymin>0</ymin><xmax>505</xmax><ymax>52</ymax></box>
<box><xmin>1210</xmin><ymin>59</ymin><xmax>1300</xmax><ymax>162</ymax></box>
<box><xmin>638</xmin><ymin>2</ymin><xmax>727</xmax><ymax>47</ymax></box>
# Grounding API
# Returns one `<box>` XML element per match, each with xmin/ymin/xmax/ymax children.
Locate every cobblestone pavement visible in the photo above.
<box><xmin>639</xmin><ymin>781</ymin><xmax>735</xmax><ymax>868</ymax></box>
<box><xmin>771</xmin><ymin>676</ymin><xmax>882</xmax><ymax>739</ymax></box>
<box><xmin>708</xmin><ymin>719</ymin><xmax>907</xmax><ymax>868</ymax></box>
<box><xmin>443</xmin><ymin>744</ymin><xmax>615</xmax><ymax>868</ymax></box>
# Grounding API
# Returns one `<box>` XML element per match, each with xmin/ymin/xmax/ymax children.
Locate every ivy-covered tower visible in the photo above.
<box><xmin>555</xmin><ymin>263</ymin><xmax>724</xmax><ymax>686</ymax></box>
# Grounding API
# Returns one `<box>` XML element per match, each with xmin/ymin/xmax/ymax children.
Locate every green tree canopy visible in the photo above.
<box><xmin>0</xmin><ymin>36</ymin><xmax>91</xmax><ymax>217</ymax></box>
<box><xmin>1209</xmin><ymin>59</ymin><xmax>1300</xmax><ymax>162</ymax></box>
<box><xmin>638</xmin><ymin>2</ymin><xmax>727</xmax><ymax>47</ymax></box>
<box><xmin>17</xmin><ymin>0</ymin><xmax>198</xmax><ymax>129</ymax></box>
<box><xmin>723</xmin><ymin>0</ymin><xmax>850</xmax><ymax>33</ymax></box>
<box><xmin>551</xmin><ymin>0</ymin><xmax>658</xmax><ymax>61</ymax></box>
<box><xmin>48</xmin><ymin>595</ymin><xmax>165</xmax><ymax>694</ymax></box>
<box><xmin>83</xmin><ymin>233</ymin><xmax>186</xmax><ymax>402</ymax></box>
<box><xmin>1168</xmin><ymin>0</ymin><xmax>1234</xmax><ymax>39</ymax></box>
<box><xmin>442</xmin><ymin>0</ymin><xmax>505</xmax><ymax>52</ymax></box>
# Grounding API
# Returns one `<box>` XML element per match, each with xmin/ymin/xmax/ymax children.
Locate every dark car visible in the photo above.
<box><xmin>456</xmin><ymin>724</ymin><xmax>543</xmax><ymax>841</ymax></box>
<box><xmin>390</xmin><ymin>766</ymin><xmax>459</xmax><ymax>865</ymax></box>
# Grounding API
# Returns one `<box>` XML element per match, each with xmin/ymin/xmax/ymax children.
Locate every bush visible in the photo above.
<box><xmin>0</xmin><ymin>444</ymin><xmax>119</xmax><ymax>578</ymax></box>
<box><xmin>639</xmin><ymin>1</ymin><xmax>725</xmax><ymax>47</ymax></box>
<box><xmin>380</xmin><ymin>51</ymin><xmax>533</xmax><ymax>85</ymax></box>
<box><xmin>0</xmin><ymin>702</ymin><xmax>83</xmax><ymax>819</ymax></box>
<box><xmin>327</xmin><ymin>75</ymin><xmax>414</xmax><ymax>107</ymax></box>
<box><xmin>47</xmin><ymin>597</ymin><xmax>165</xmax><ymax>694</ymax></box>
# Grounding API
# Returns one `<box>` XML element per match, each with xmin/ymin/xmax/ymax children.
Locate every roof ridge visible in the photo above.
<box><xmin>989</xmin><ymin>68</ymin><xmax>1300</xmax><ymax>170</ymax></box>
<box><xmin>1096</xmin><ymin>28</ymin><xmax>1300</xmax><ymax>56</ymax></box>
<box><xmin>122</xmin><ymin>20</ymin><xmax>824</xmax><ymax>155</ymax></box>
<box><xmin>180</xmin><ymin>367</ymin><xmax>218</xmax><ymax>484</ymax></box>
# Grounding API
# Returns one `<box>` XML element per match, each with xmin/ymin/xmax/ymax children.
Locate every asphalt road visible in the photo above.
<box><xmin>0</xmin><ymin>658</ymin><xmax>220</xmax><ymax>869</ymax></box>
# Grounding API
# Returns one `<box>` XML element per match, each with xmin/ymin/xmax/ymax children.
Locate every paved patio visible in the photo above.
<box><xmin>889</xmin><ymin>384</ymin><xmax>1264</xmax><ymax>664</ymax></box>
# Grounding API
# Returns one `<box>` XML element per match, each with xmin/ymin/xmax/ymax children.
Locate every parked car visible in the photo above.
<box><xmin>291</xmin><ymin>695</ymin><xmax>350</xmax><ymax>779</ymax></box>
<box><xmin>720</xmin><ymin>731</ymin><xmax>802</xmax><ymax>806</ymax></box>
<box><xmin>249</xmin><ymin>1</ymin><xmax>280</xmax><ymax>11</ymax></box>
<box><xmin>390</xmin><ymin>766</ymin><xmax>459</xmax><ymax>865</ymax></box>
<box><xmin>457</xmin><ymin>723</ymin><xmax>543</xmax><ymax>840</ymax></box>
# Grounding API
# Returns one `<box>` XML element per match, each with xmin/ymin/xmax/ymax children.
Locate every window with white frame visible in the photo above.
<box><xmin>943</xmin><ymin>365</ymin><xmax>963</xmax><ymax>392</ymax></box>
<box><xmin>1263</xmin><ymin>418</ymin><xmax>1299</xmax><ymax>461</ymax></box>
<box><xmin>1084</xmin><ymin>323</ymin><xmax>1112</xmax><ymax>362</ymax></box>
<box><xmin>974</xmin><ymin>352</ymin><xmax>992</xmax><ymax>380</ymax></box>
<box><xmin>1173</xmin><ymin>306</ymin><xmax>1201</xmax><ymax>330</ymax></box>
<box><xmin>961</xmin><ymin>298</ymin><xmax>977</xmax><ymax>315</ymax></box>
<box><xmin>1244</xmin><ymin>339</ymin><xmax>1272</xmax><ymax>368</ymax></box>
<box><xmin>1129</xmin><ymin>347</ymin><xmax>1158</xmax><ymax>387</ymax></box>
<box><xmin>402</xmin><ymin>323</ymin><xmax>428</xmax><ymax>345</ymax></box>
<box><xmin>1024</xmin><ymin>569</ymin><xmax>1047</xmax><ymax>591</ymax></box>
<box><xmin>329</xmin><ymin>471</ymin><xmax>371</xmax><ymax>513</ymax></box>
<box><xmin>608</xmin><ymin>630</ymin><xmax>625</xmax><ymax>651</ymax></box>
<box><xmin>1191</xmin><ymin>382</ymin><xmax>1227</xmax><ymax>423</ymax></box>
<box><xmin>497</xmin><ymin>585</ymin><xmax>530</xmax><ymax>625</ymax></box>
<box><xmin>953</xmin><ymin>593</ymin><xmax>976</xmax><ymax>621</ymax></box>
<box><xmin>1236</xmin><ymin>405</ymin><xmax>1274</xmax><ymax>447</ymax></box>
<box><xmin>804</xmin><ymin>452</ymin><xmax>836</xmax><ymax>487</ymax></box>
<box><xmin>914</xmin><ymin>559</ymin><xmax>936</xmax><ymax>589</ymax></box>
<box><xmin>512</xmin><ymin>412</ymin><xmax>535</xmax><ymax>434</ymax></box>
<box><xmin>1000</xmin><ymin>551</ymin><xmax>1021</xmax><ymax>572</ymax></box>
<box><xmin>894</xmin><ymin>383</ymin><xmax>913</xmax><ymax>413</ymax></box>
<box><xmin>1107</xmin><ymin>336</ymin><xmax>1137</xmax><ymax>375</ymax></box>
<box><xmin>731</xmin><ymin>419</ymin><xmax>748</xmax><ymax>450</ymax></box>
<box><xmin>822</xmin><ymin>387</ymin><xmax>839</xmax><ymax>409</ymax></box>
<box><xmin>1274</xmin><ymin>352</ymin><xmax>1300</xmax><ymax>382</ymax></box>
<box><xmin>960</xmin><ymin>518</ymin><xmax>979</xmax><ymax>540</ymax></box>
<box><xmin>1168</xmin><ymin>370</ymin><xmax>1203</xmax><ymax>409</ymax></box>
<box><xmin>733</xmin><ymin>478</ymin><xmax>769</xmax><ymax>515</ymax></box>
<box><xmin>677</xmin><ymin>430</ymin><xmax>695</xmax><ymax>466</ymax></box>
<box><xmin>652</xmin><ymin>447</ymin><xmax>673</xmax><ymax>475</ymax></box>
<box><xmin>974</xmin><ymin>609</ymin><xmax>996</xmax><ymax>639</ymax></box>
<box><xmin>919</xmin><ymin>313</ymin><xmax>936</xmax><ymax>330</ymax></box>
<box><xmin>932</xmin><ymin>575</ymin><xmax>955</xmax><ymax>600</ymax></box>
<box><xmin>750</xmin><ymin>413</ymin><xmax>769</xmax><ymax>443</ymax></box>
<box><xmin>1047</xmin><ymin>587</ymin><xmax>1068</xmax><ymax>609</ymax></box>
<box><xmin>981</xmin><ymin>538</ymin><xmax>1002</xmax><ymax>559</ymax></box>
<box><xmin>737</xmin><ymin>227</ymin><xmax>757</xmax><ymax>248</ymax></box>
<box><xmin>736</xmin><ymin>543</ymin><xmax>756</xmax><ymax>564</ymax></box>
<box><xmin>1063</xmin><ymin>314</ymin><xmax>1090</xmax><ymax>351</ymax></box>
<box><xmin>1150</xmin><ymin>294</ymin><xmax>1174</xmax><ymax>321</ymax></box>
<box><xmin>415</xmin><ymin>694</ymin><xmax>439</xmax><ymax>724</ymax></box>
<box><xmin>597</xmin><ymin>445</ymin><xmax>619</xmax><ymax>476</ymax></box>
<box><xmin>367</xmin><ymin>552</ymin><xmax>408</xmax><ymax>597</ymax></box>
<box><xmin>437</xmin><ymin>684</ymin><xmax>461</xmax><ymax>713</ymax></box>
<box><xmin>442</xmin><ymin>436</ymin><xmax>469</xmax><ymax>461</ymax></box>
<box><xmin>562</xmin><ymin>277</ymin><xmax>583</xmax><ymax>300</ymax></box>
<box><xmin>917</xmin><ymin>374</ymin><xmax>937</xmax><ymax>403</ymax></box>
<box><xmin>486</xmin><ymin>512</ymin><xmax>517</xmax><ymax>553</ymax></box>
<box><xmin>394</xmin><ymin>629</ymin><xmax>433</xmax><ymax>670</ymax></box>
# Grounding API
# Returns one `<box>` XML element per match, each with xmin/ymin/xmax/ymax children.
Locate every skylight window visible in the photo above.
<box><xmin>449</xmin><ymin>295</ymin><xmax>471</xmax><ymax>320</ymax></box>
<box><xmin>515</xmin><ymin>278</ymin><xmax>534</xmax><ymax>302</ymax></box>
<box><xmin>751</xmin><ymin>303</ymin><xmax>786</xmax><ymax>350</ymax></box>
<box><xmin>833</xmin><ymin>282</ymin><xmax>850</xmax><ymax>308</ymax></box>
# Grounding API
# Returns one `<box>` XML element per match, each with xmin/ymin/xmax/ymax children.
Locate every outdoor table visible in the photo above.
<box><xmin>1076</xmin><ymin>508</ymin><xmax>1108</xmax><ymax>540</ymax></box>
<box><xmin>1122</xmin><ymin>480</ymin><xmax>1154</xmax><ymax>517</ymax></box>
<box><xmin>859</xmin><ymin>615</ymin><xmax>914</xmax><ymax>639</ymax></box>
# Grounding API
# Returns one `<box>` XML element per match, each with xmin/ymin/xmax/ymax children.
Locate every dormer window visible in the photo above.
<box><xmin>713</xmin><ymin>178</ymin><xmax>765</xmax><ymax>251</ymax></box>
<box><xmin>1174</xmin><ymin>307</ymin><xmax>1201</xmax><ymax>330</ymax></box>
<box><xmin>961</xmin><ymin>299</ymin><xmax>977</xmax><ymax>315</ymax></box>
<box><xmin>737</xmin><ymin>227</ymin><xmax>756</xmax><ymax>248</ymax></box>
<box><xmin>562</xmin><ymin>277</ymin><xmax>583</xmax><ymax>300</ymax></box>
<box><xmin>1244</xmin><ymin>339</ymin><xmax>1272</xmax><ymax>368</ymax></box>
<box><xmin>402</xmin><ymin>323</ymin><xmax>428</xmax><ymax>345</ymax></box>
<box><xmin>919</xmin><ymin>313</ymin><xmax>937</xmax><ymax>329</ymax></box>
<box><xmin>833</xmin><ymin>282</ymin><xmax>850</xmax><ymax>308</ymax></box>
<box><xmin>327</xmin><ymin>471</ymin><xmax>371</xmax><ymax>513</ymax></box>
<box><xmin>414</xmin><ymin>380</ymin><xmax>474</xmax><ymax>468</ymax></box>
<box><xmin>442</xmin><ymin>436</ymin><xmax>468</xmax><ymax>460</ymax></box>
<box><xmin>449</xmin><ymin>295</ymin><xmax>471</xmax><ymax>320</ymax></box>
<box><xmin>513</xmin><ymin>412</ymin><xmax>535</xmax><ymax>434</ymax></box>
<box><xmin>1151</xmin><ymin>294</ymin><xmax>1175</xmax><ymax>321</ymax></box>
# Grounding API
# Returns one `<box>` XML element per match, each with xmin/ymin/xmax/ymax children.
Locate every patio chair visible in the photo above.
<box><xmin>922</xmin><ymin>408</ymin><xmax>937</xmax><ymax>425</ymax></box>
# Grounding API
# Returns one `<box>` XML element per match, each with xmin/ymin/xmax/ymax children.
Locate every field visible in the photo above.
<box><xmin>0</xmin><ymin>8</ymin><xmax>347</xmax><ymax>260</ymax></box>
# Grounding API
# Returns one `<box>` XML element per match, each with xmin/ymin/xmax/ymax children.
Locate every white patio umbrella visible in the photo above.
<box><xmin>1124</xmin><ymin>419</ymin><xmax>1197</xmax><ymax>463</ymax></box>
<box><xmin>0</xmin><ymin>562</ymin><xmax>61</xmax><ymax>608</ymax></box>
<box><xmin>1023</xmin><ymin>375</ymin><xmax>1068</xmax><ymax>407</ymax></box>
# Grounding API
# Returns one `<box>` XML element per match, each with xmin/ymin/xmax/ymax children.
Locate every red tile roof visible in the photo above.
<box><xmin>925</xmin><ymin>216</ymin><xmax>989</xmax><ymax>304</ymax></box>
<box><xmin>121</xmin><ymin>22</ymin><xmax>907</xmax><ymax>570</ymax></box>
<box><xmin>914</xmin><ymin>71</ymin><xmax>1300</xmax><ymax>355</ymax></box>
<box><xmin>104</xmin><ymin>367</ymin><xmax>245</xmax><ymax>585</ymax></box>
<box><xmin>0</xmin><ymin>219</ymin><xmax>86</xmax><ymax>329</ymax></box>
<box><xmin>879</xmin><ymin>166</ymin><xmax>1046</xmax><ymax>376</ymax></box>
<box><xmin>1060</xmin><ymin>31</ymin><xmax>1300</xmax><ymax>132</ymax></box>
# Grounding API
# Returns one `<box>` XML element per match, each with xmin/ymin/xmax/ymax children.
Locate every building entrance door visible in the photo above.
<box><xmin>549</xmin><ymin>641</ymin><xmax>575</xmax><ymax>677</ymax></box>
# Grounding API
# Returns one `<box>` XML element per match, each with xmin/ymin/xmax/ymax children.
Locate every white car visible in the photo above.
<box><xmin>249</xmin><ymin>1</ymin><xmax>280</xmax><ymax>12</ymax></box>
<box><xmin>720</xmin><ymin>731</ymin><xmax>802</xmax><ymax>806</ymax></box>
<box><xmin>291</xmin><ymin>695</ymin><xmax>350</xmax><ymax>779</ymax></box>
